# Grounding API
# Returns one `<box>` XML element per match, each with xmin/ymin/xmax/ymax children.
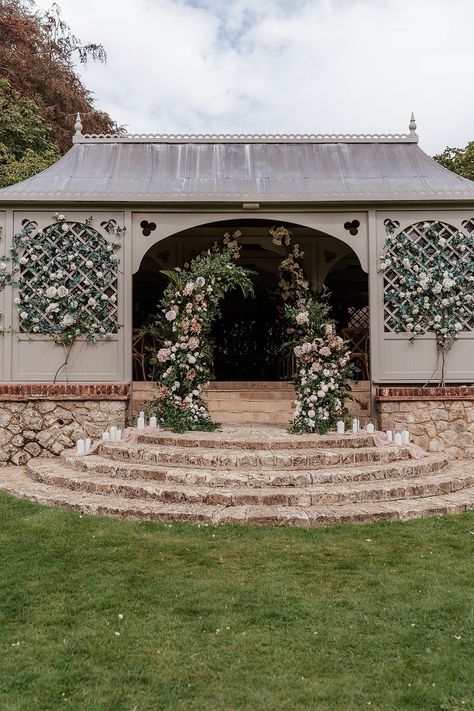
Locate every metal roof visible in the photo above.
<box><xmin>1</xmin><ymin>121</ymin><xmax>474</xmax><ymax>203</ymax></box>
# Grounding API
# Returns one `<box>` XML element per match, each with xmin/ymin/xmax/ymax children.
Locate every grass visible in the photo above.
<box><xmin>0</xmin><ymin>493</ymin><xmax>473</xmax><ymax>711</ymax></box>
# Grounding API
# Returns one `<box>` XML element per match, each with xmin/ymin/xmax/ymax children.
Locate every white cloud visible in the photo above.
<box><xmin>34</xmin><ymin>0</ymin><xmax>474</xmax><ymax>153</ymax></box>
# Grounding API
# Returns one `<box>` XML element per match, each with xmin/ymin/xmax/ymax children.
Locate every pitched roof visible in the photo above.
<box><xmin>1</xmin><ymin>127</ymin><xmax>474</xmax><ymax>203</ymax></box>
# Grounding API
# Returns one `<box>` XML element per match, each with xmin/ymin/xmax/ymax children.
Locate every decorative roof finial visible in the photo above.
<box><xmin>409</xmin><ymin>112</ymin><xmax>417</xmax><ymax>133</ymax></box>
<box><xmin>74</xmin><ymin>112</ymin><xmax>83</xmax><ymax>137</ymax></box>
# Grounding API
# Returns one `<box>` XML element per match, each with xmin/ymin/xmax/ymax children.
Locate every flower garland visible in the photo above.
<box><xmin>0</xmin><ymin>215</ymin><xmax>123</xmax><ymax>346</ymax></box>
<box><xmin>380</xmin><ymin>222</ymin><xmax>473</xmax><ymax>349</ymax></box>
<box><xmin>146</xmin><ymin>232</ymin><xmax>254</xmax><ymax>432</ymax></box>
<box><xmin>271</xmin><ymin>225</ymin><xmax>354</xmax><ymax>434</ymax></box>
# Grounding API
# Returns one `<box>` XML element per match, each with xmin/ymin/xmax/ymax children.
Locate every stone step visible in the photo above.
<box><xmin>210</xmin><ymin>412</ymin><xmax>292</xmax><ymax>425</ymax></box>
<box><xmin>207</xmin><ymin>399</ymin><xmax>294</xmax><ymax>412</ymax></box>
<box><xmin>205</xmin><ymin>381</ymin><xmax>295</xmax><ymax>391</ymax></box>
<box><xmin>205</xmin><ymin>390</ymin><xmax>295</xmax><ymax>401</ymax></box>
<box><xmin>97</xmin><ymin>441</ymin><xmax>413</xmax><ymax>470</ymax></box>
<box><xmin>25</xmin><ymin>460</ymin><xmax>473</xmax><ymax>507</ymax></box>
<box><xmin>61</xmin><ymin>451</ymin><xmax>449</xmax><ymax>488</ymax></box>
<box><xmin>136</xmin><ymin>428</ymin><xmax>377</xmax><ymax>450</ymax></box>
<box><xmin>1</xmin><ymin>464</ymin><xmax>473</xmax><ymax>527</ymax></box>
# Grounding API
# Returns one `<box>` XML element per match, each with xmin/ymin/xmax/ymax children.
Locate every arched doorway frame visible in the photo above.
<box><xmin>130</xmin><ymin>214</ymin><xmax>371</xmax><ymax>388</ymax></box>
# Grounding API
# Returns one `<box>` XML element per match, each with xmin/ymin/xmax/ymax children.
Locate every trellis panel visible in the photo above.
<box><xmin>10</xmin><ymin>211</ymin><xmax>126</xmax><ymax>382</ymax></box>
<box><xmin>374</xmin><ymin>211</ymin><xmax>474</xmax><ymax>383</ymax></box>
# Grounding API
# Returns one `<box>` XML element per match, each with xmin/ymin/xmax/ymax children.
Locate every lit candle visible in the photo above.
<box><xmin>386</xmin><ymin>430</ymin><xmax>393</xmax><ymax>442</ymax></box>
<box><xmin>336</xmin><ymin>420</ymin><xmax>345</xmax><ymax>434</ymax></box>
<box><xmin>366</xmin><ymin>423</ymin><xmax>375</xmax><ymax>434</ymax></box>
<box><xmin>149</xmin><ymin>415</ymin><xmax>157</xmax><ymax>428</ymax></box>
<box><xmin>394</xmin><ymin>432</ymin><xmax>403</xmax><ymax>446</ymax></box>
<box><xmin>76</xmin><ymin>439</ymin><xmax>85</xmax><ymax>454</ymax></box>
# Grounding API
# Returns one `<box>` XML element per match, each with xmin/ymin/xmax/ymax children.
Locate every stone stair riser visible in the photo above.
<box><xmin>136</xmin><ymin>433</ymin><xmax>376</xmax><ymax>450</ymax></box>
<box><xmin>1</xmin><ymin>465</ymin><xmax>473</xmax><ymax>527</ymax></box>
<box><xmin>206</xmin><ymin>400</ymin><xmax>294</xmax><ymax>413</ymax></box>
<box><xmin>98</xmin><ymin>443</ymin><xmax>412</xmax><ymax>469</ymax></box>
<box><xmin>61</xmin><ymin>452</ymin><xmax>449</xmax><ymax>488</ymax></box>
<box><xmin>25</xmin><ymin>465</ymin><xmax>474</xmax><ymax>507</ymax></box>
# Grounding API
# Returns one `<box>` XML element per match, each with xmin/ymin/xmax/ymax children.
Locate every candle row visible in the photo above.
<box><xmin>136</xmin><ymin>411</ymin><xmax>157</xmax><ymax>429</ymax></box>
<box><xmin>102</xmin><ymin>426</ymin><xmax>123</xmax><ymax>441</ymax></box>
<box><xmin>336</xmin><ymin>419</ymin><xmax>374</xmax><ymax>434</ymax></box>
<box><xmin>386</xmin><ymin>430</ymin><xmax>410</xmax><ymax>444</ymax></box>
<box><xmin>76</xmin><ymin>438</ymin><xmax>92</xmax><ymax>454</ymax></box>
<box><xmin>335</xmin><ymin>420</ymin><xmax>410</xmax><ymax>442</ymax></box>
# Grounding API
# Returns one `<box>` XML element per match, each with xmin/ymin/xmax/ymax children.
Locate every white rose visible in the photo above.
<box><xmin>46</xmin><ymin>286</ymin><xmax>57</xmax><ymax>298</ymax></box>
<box><xmin>85</xmin><ymin>260</ymin><xmax>94</xmax><ymax>268</ymax></box>
<box><xmin>57</xmin><ymin>286</ymin><xmax>68</xmax><ymax>297</ymax></box>
<box><xmin>196</xmin><ymin>276</ymin><xmax>205</xmax><ymax>287</ymax></box>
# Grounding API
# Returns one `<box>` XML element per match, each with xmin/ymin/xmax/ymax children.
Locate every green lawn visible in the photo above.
<box><xmin>0</xmin><ymin>493</ymin><xmax>473</xmax><ymax>711</ymax></box>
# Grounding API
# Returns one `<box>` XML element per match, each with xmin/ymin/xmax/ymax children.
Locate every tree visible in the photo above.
<box><xmin>433</xmin><ymin>142</ymin><xmax>474</xmax><ymax>182</ymax></box>
<box><xmin>0</xmin><ymin>0</ymin><xmax>119</xmax><ymax>154</ymax></box>
<box><xmin>0</xmin><ymin>78</ymin><xmax>59</xmax><ymax>188</ymax></box>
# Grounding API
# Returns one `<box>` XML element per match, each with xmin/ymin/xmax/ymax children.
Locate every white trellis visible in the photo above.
<box><xmin>383</xmin><ymin>220</ymin><xmax>474</xmax><ymax>334</ymax></box>
<box><xmin>17</xmin><ymin>220</ymin><xmax>120</xmax><ymax>342</ymax></box>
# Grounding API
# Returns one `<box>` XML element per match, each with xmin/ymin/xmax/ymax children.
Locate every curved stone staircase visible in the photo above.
<box><xmin>1</xmin><ymin>426</ymin><xmax>473</xmax><ymax>526</ymax></box>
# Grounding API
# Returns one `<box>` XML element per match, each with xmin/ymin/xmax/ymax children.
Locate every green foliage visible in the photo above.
<box><xmin>0</xmin><ymin>493</ymin><xmax>473</xmax><ymax>710</ymax></box>
<box><xmin>0</xmin><ymin>0</ymin><xmax>118</xmax><ymax>153</ymax></box>
<box><xmin>270</xmin><ymin>226</ymin><xmax>354</xmax><ymax>434</ymax></box>
<box><xmin>0</xmin><ymin>79</ymin><xmax>59</xmax><ymax>188</ymax></box>
<box><xmin>434</xmin><ymin>142</ymin><xmax>474</xmax><ymax>182</ymax></box>
<box><xmin>380</xmin><ymin>223</ymin><xmax>474</xmax><ymax>349</ymax></box>
<box><xmin>0</xmin><ymin>216</ymin><xmax>123</xmax><ymax>347</ymax></box>
<box><xmin>144</xmin><ymin>232</ymin><xmax>255</xmax><ymax>432</ymax></box>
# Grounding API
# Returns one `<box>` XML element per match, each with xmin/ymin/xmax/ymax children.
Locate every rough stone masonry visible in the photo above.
<box><xmin>376</xmin><ymin>387</ymin><xmax>474</xmax><ymax>459</ymax></box>
<box><xmin>0</xmin><ymin>384</ymin><xmax>128</xmax><ymax>465</ymax></box>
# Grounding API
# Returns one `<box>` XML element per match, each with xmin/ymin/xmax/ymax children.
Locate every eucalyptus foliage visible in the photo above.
<box><xmin>146</xmin><ymin>233</ymin><xmax>254</xmax><ymax>432</ymax></box>
<box><xmin>271</xmin><ymin>226</ymin><xmax>354</xmax><ymax>434</ymax></box>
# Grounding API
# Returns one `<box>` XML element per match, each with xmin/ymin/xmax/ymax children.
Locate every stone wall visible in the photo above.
<box><xmin>0</xmin><ymin>384</ymin><xmax>129</xmax><ymax>465</ymax></box>
<box><xmin>376</xmin><ymin>386</ymin><xmax>474</xmax><ymax>459</ymax></box>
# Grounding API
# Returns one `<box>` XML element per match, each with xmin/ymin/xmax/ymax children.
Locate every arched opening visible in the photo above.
<box><xmin>132</xmin><ymin>218</ymin><xmax>369</xmax><ymax>385</ymax></box>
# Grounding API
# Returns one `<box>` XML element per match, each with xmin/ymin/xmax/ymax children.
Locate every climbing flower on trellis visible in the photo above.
<box><xmin>0</xmin><ymin>216</ymin><xmax>124</xmax><ymax>346</ymax></box>
<box><xmin>381</xmin><ymin>220</ymin><xmax>474</xmax><ymax>349</ymax></box>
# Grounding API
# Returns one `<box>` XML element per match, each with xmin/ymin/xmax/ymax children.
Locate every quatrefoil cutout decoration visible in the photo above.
<box><xmin>383</xmin><ymin>219</ymin><xmax>400</xmax><ymax>235</ymax></box>
<box><xmin>140</xmin><ymin>220</ymin><xmax>157</xmax><ymax>237</ymax></box>
<box><xmin>344</xmin><ymin>219</ymin><xmax>360</xmax><ymax>236</ymax></box>
<box><xmin>21</xmin><ymin>219</ymin><xmax>38</xmax><ymax>232</ymax></box>
<box><xmin>100</xmin><ymin>219</ymin><xmax>118</xmax><ymax>234</ymax></box>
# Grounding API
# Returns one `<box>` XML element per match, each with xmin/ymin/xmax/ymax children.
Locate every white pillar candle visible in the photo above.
<box><xmin>336</xmin><ymin>420</ymin><xmax>345</xmax><ymax>434</ymax></box>
<box><xmin>352</xmin><ymin>418</ymin><xmax>358</xmax><ymax>434</ymax></box>
<box><xmin>386</xmin><ymin>430</ymin><xmax>393</xmax><ymax>442</ymax></box>
<box><xmin>394</xmin><ymin>432</ymin><xmax>403</xmax><ymax>446</ymax></box>
<box><xmin>109</xmin><ymin>426</ymin><xmax>117</xmax><ymax>441</ymax></box>
<box><xmin>85</xmin><ymin>438</ymin><xmax>92</xmax><ymax>452</ymax></box>
<box><xmin>366</xmin><ymin>423</ymin><xmax>375</xmax><ymax>434</ymax></box>
<box><xmin>149</xmin><ymin>415</ymin><xmax>157</xmax><ymax>428</ymax></box>
<box><xmin>137</xmin><ymin>415</ymin><xmax>145</xmax><ymax>430</ymax></box>
<box><xmin>116</xmin><ymin>429</ymin><xmax>122</xmax><ymax>441</ymax></box>
<box><xmin>102</xmin><ymin>431</ymin><xmax>110</xmax><ymax>441</ymax></box>
<box><xmin>76</xmin><ymin>439</ymin><xmax>85</xmax><ymax>454</ymax></box>
<box><xmin>402</xmin><ymin>429</ymin><xmax>410</xmax><ymax>444</ymax></box>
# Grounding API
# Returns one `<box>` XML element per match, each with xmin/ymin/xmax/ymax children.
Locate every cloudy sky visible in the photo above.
<box><xmin>35</xmin><ymin>0</ymin><xmax>473</xmax><ymax>154</ymax></box>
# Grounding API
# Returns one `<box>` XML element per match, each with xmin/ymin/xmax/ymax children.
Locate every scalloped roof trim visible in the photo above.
<box><xmin>72</xmin><ymin>132</ymin><xmax>419</xmax><ymax>144</ymax></box>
